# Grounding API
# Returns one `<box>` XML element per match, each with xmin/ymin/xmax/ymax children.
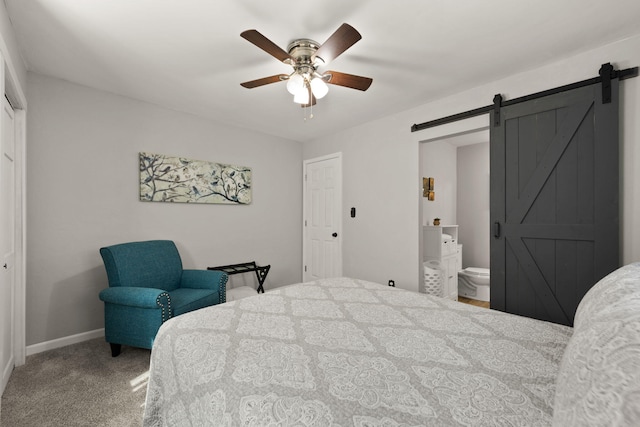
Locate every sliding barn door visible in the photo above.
<box><xmin>490</xmin><ymin>80</ymin><xmax>619</xmax><ymax>326</ymax></box>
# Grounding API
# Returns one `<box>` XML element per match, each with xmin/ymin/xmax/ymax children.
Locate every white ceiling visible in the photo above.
<box><xmin>6</xmin><ymin>0</ymin><xmax>640</xmax><ymax>142</ymax></box>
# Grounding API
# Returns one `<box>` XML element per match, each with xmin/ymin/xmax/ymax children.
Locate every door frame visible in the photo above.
<box><xmin>417</xmin><ymin>116</ymin><xmax>490</xmax><ymax>288</ymax></box>
<box><xmin>1</xmin><ymin>95</ymin><xmax>16</xmax><ymax>396</ymax></box>
<box><xmin>0</xmin><ymin>46</ymin><xmax>28</xmax><ymax>371</ymax></box>
<box><xmin>302</xmin><ymin>152</ymin><xmax>343</xmax><ymax>281</ymax></box>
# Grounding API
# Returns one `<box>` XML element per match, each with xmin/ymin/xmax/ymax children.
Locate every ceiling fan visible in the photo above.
<box><xmin>240</xmin><ymin>23</ymin><xmax>373</xmax><ymax>108</ymax></box>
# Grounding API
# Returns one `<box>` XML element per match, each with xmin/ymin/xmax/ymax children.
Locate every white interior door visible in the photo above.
<box><xmin>1</xmin><ymin>96</ymin><xmax>15</xmax><ymax>396</ymax></box>
<box><xmin>303</xmin><ymin>154</ymin><xmax>342</xmax><ymax>281</ymax></box>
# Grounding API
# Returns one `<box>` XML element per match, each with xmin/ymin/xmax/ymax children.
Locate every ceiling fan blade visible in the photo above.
<box><xmin>313</xmin><ymin>23</ymin><xmax>362</xmax><ymax>64</ymax></box>
<box><xmin>241</xmin><ymin>30</ymin><xmax>293</xmax><ymax>63</ymax></box>
<box><xmin>325</xmin><ymin>71</ymin><xmax>372</xmax><ymax>91</ymax></box>
<box><xmin>240</xmin><ymin>75</ymin><xmax>288</xmax><ymax>89</ymax></box>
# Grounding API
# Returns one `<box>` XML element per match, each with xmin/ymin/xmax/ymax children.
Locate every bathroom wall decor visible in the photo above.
<box><xmin>139</xmin><ymin>152</ymin><xmax>252</xmax><ymax>204</ymax></box>
<box><xmin>423</xmin><ymin>177</ymin><xmax>435</xmax><ymax>200</ymax></box>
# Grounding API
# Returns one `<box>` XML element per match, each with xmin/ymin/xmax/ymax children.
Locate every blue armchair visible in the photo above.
<box><xmin>98</xmin><ymin>240</ymin><xmax>227</xmax><ymax>356</ymax></box>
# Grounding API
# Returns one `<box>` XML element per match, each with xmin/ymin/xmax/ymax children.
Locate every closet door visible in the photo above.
<box><xmin>490</xmin><ymin>80</ymin><xmax>619</xmax><ymax>326</ymax></box>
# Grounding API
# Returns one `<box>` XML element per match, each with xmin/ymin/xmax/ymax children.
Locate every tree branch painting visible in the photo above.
<box><xmin>139</xmin><ymin>152</ymin><xmax>252</xmax><ymax>204</ymax></box>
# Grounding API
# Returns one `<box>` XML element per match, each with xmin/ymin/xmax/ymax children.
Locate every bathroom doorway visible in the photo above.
<box><xmin>419</xmin><ymin>125</ymin><xmax>490</xmax><ymax>305</ymax></box>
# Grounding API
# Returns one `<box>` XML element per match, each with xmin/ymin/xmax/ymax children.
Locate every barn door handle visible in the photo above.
<box><xmin>494</xmin><ymin>222</ymin><xmax>501</xmax><ymax>238</ymax></box>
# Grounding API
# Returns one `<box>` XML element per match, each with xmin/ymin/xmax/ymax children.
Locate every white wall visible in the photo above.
<box><xmin>420</xmin><ymin>140</ymin><xmax>456</xmax><ymax>226</ymax></box>
<box><xmin>457</xmin><ymin>142</ymin><xmax>490</xmax><ymax>269</ymax></box>
<box><xmin>303</xmin><ymin>34</ymin><xmax>640</xmax><ymax>292</ymax></box>
<box><xmin>26</xmin><ymin>73</ymin><xmax>303</xmax><ymax>346</ymax></box>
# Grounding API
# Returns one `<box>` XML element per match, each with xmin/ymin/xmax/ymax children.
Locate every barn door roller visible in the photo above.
<box><xmin>493</xmin><ymin>94</ymin><xmax>503</xmax><ymax>127</ymax></box>
<box><xmin>599</xmin><ymin>62</ymin><xmax>614</xmax><ymax>104</ymax></box>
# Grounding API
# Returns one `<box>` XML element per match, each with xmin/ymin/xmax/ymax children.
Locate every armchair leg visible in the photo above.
<box><xmin>110</xmin><ymin>343</ymin><xmax>122</xmax><ymax>357</ymax></box>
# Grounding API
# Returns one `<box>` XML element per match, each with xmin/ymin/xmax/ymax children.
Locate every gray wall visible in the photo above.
<box><xmin>457</xmin><ymin>142</ymin><xmax>490</xmax><ymax>269</ymax></box>
<box><xmin>26</xmin><ymin>73</ymin><xmax>303</xmax><ymax>346</ymax></box>
<box><xmin>421</xmin><ymin>140</ymin><xmax>457</xmax><ymax>227</ymax></box>
<box><xmin>302</xmin><ymin>120</ymin><xmax>420</xmax><ymax>291</ymax></box>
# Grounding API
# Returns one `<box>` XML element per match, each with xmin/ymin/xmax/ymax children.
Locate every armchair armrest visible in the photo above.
<box><xmin>180</xmin><ymin>269</ymin><xmax>228</xmax><ymax>291</ymax></box>
<box><xmin>99</xmin><ymin>287</ymin><xmax>170</xmax><ymax>309</ymax></box>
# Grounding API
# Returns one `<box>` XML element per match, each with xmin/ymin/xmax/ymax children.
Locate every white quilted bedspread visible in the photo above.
<box><xmin>143</xmin><ymin>277</ymin><xmax>572</xmax><ymax>426</ymax></box>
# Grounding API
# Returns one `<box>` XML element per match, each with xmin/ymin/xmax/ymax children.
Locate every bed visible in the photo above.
<box><xmin>143</xmin><ymin>263</ymin><xmax>640</xmax><ymax>426</ymax></box>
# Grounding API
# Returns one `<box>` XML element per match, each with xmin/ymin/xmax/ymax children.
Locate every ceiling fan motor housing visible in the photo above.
<box><xmin>287</xmin><ymin>39</ymin><xmax>324</xmax><ymax>65</ymax></box>
<box><xmin>287</xmin><ymin>39</ymin><xmax>324</xmax><ymax>76</ymax></box>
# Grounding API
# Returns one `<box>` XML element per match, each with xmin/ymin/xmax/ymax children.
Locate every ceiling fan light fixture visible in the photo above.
<box><xmin>286</xmin><ymin>73</ymin><xmax>304</xmax><ymax>95</ymax></box>
<box><xmin>310</xmin><ymin>76</ymin><xmax>329</xmax><ymax>99</ymax></box>
<box><xmin>293</xmin><ymin>87</ymin><xmax>310</xmax><ymax>104</ymax></box>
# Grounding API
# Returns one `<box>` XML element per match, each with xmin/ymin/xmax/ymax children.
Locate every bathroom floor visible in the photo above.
<box><xmin>458</xmin><ymin>296</ymin><xmax>490</xmax><ymax>309</ymax></box>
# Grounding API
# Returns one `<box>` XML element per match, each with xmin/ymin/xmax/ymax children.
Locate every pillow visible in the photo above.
<box><xmin>553</xmin><ymin>263</ymin><xmax>640</xmax><ymax>426</ymax></box>
<box><xmin>573</xmin><ymin>262</ymin><xmax>640</xmax><ymax>330</ymax></box>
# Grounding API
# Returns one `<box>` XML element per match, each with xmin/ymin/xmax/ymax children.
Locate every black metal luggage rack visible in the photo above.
<box><xmin>207</xmin><ymin>261</ymin><xmax>270</xmax><ymax>293</ymax></box>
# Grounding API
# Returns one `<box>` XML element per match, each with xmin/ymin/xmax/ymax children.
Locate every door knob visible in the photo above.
<box><xmin>332</xmin><ymin>232</ymin><xmax>338</xmax><ymax>237</ymax></box>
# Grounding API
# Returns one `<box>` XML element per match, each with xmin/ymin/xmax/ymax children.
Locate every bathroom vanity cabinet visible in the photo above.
<box><xmin>422</xmin><ymin>225</ymin><xmax>459</xmax><ymax>301</ymax></box>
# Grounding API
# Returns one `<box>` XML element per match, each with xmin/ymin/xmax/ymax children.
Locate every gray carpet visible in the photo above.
<box><xmin>1</xmin><ymin>338</ymin><xmax>150</xmax><ymax>426</ymax></box>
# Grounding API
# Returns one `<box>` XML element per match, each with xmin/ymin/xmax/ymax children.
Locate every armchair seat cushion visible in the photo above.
<box><xmin>170</xmin><ymin>288</ymin><xmax>221</xmax><ymax>317</ymax></box>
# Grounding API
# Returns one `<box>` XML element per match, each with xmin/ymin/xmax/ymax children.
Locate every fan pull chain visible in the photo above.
<box><xmin>302</xmin><ymin>101</ymin><xmax>314</xmax><ymax>121</ymax></box>
<box><xmin>303</xmin><ymin>82</ymin><xmax>313</xmax><ymax>121</ymax></box>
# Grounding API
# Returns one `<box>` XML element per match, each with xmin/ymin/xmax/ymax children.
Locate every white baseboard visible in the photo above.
<box><xmin>26</xmin><ymin>328</ymin><xmax>105</xmax><ymax>356</ymax></box>
<box><xmin>2</xmin><ymin>354</ymin><xmax>14</xmax><ymax>395</ymax></box>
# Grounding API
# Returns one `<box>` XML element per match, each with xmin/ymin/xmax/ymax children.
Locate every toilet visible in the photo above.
<box><xmin>458</xmin><ymin>267</ymin><xmax>490</xmax><ymax>302</ymax></box>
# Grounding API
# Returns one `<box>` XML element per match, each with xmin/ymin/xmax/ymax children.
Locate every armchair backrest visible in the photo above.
<box><xmin>100</xmin><ymin>240</ymin><xmax>183</xmax><ymax>291</ymax></box>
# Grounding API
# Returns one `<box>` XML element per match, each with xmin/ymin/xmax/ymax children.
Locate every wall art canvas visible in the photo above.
<box><xmin>139</xmin><ymin>152</ymin><xmax>252</xmax><ymax>204</ymax></box>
